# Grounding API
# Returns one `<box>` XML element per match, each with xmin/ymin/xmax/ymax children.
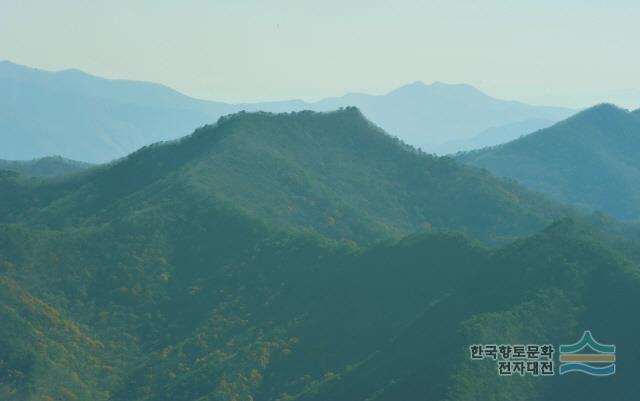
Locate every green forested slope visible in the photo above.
<box><xmin>2</xmin><ymin>110</ymin><xmax>636</xmax><ymax>401</ymax></box>
<box><xmin>458</xmin><ymin>104</ymin><xmax>640</xmax><ymax>220</ymax></box>
<box><xmin>295</xmin><ymin>220</ymin><xmax>640</xmax><ymax>401</ymax></box>
<box><xmin>0</xmin><ymin>108</ymin><xmax>569</xmax><ymax>245</ymax></box>
<box><xmin>2</xmin><ymin>210</ymin><xmax>639</xmax><ymax>401</ymax></box>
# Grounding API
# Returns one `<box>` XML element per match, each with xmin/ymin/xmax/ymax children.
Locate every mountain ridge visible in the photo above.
<box><xmin>0</xmin><ymin>60</ymin><xmax>574</xmax><ymax>162</ymax></box>
<box><xmin>1</xmin><ymin>106</ymin><xmax>639</xmax><ymax>401</ymax></box>
<box><xmin>430</xmin><ymin>118</ymin><xmax>555</xmax><ymax>154</ymax></box>
<box><xmin>0</xmin><ymin>156</ymin><xmax>92</xmax><ymax>177</ymax></box>
<box><xmin>0</xmin><ymin>108</ymin><xmax>571</xmax><ymax>245</ymax></box>
<box><xmin>457</xmin><ymin>103</ymin><xmax>640</xmax><ymax>220</ymax></box>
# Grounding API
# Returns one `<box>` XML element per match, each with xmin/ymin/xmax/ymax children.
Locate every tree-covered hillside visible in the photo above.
<box><xmin>458</xmin><ymin>104</ymin><xmax>640</xmax><ymax>220</ymax></box>
<box><xmin>1</xmin><ymin>205</ymin><xmax>638</xmax><ymax>401</ymax></box>
<box><xmin>3</xmin><ymin>109</ymin><xmax>636</xmax><ymax>401</ymax></box>
<box><xmin>0</xmin><ymin>108</ymin><xmax>569</xmax><ymax>246</ymax></box>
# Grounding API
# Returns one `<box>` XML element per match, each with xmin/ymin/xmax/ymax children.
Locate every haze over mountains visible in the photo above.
<box><xmin>314</xmin><ymin>82</ymin><xmax>573</xmax><ymax>152</ymax></box>
<box><xmin>3</xmin><ymin>55</ymin><xmax>640</xmax><ymax>401</ymax></box>
<box><xmin>0</xmin><ymin>156</ymin><xmax>92</xmax><ymax>178</ymax></box>
<box><xmin>458</xmin><ymin>104</ymin><xmax>640</xmax><ymax>221</ymax></box>
<box><xmin>0</xmin><ymin>60</ymin><xmax>574</xmax><ymax>162</ymax></box>
<box><xmin>1</xmin><ymin>108</ymin><xmax>639</xmax><ymax>401</ymax></box>
<box><xmin>0</xmin><ymin>109</ymin><xmax>569</xmax><ymax>245</ymax></box>
<box><xmin>429</xmin><ymin>118</ymin><xmax>556</xmax><ymax>155</ymax></box>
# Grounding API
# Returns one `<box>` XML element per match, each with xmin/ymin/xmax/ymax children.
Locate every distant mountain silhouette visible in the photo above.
<box><xmin>0</xmin><ymin>60</ymin><xmax>238</xmax><ymax>162</ymax></box>
<box><xmin>429</xmin><ymin>118</ymin><xmax>556</xmax><ymax>154</ymax></box>
<box><xmin>0</xmin><ymin>61</ymin><xmax>574</xmax><ymax>162</ymax></box>
<box><xmin>458</xmin><ymin>104</ymin><xmax>640</xmax><ymax>220</ymax></box>
<box><xmin>312</xmin><ymin>82</ymin><xmax>573</xmax><ymax>151</ymax></box>
<box><xmin>0</xmin><ymin>156</ymin><xmax>92</xmax><ymax>177</ymax></box>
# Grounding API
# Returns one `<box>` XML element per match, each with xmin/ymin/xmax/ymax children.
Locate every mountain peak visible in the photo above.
<box><xmin>218</xmin><ymin>106</ymin><xmax>366</xmax><ymax>126</ymax></box>
<box><xmin>583</xmin><ymin>102</ymin><xmax>627</xmax><ymax>114</ymax></box>
<box><xmin>458</xmin><ymin>100</ymin><xmax>640</xmax><ymax>220</ymax></box>
<box><xmin>566</xmin><ymin>103</ymin><xmax>630</xmax><ymax>126</ymax></box>
<box><xmin>0</xmin><ymin>60</ymin><xmax>89</xmax><ymax>79</ymax></box>
<box><xmin>387</xmin><ymin>80</ymin><xmax>484</xmax><ymax>98</ymax></box>
<box><xmin>430</xmin><ymin>81</ymin><xmax>476</xmax><ymax>90</ymax></box>
<box><xmin>0</xmin><ymin>60</ymin><xmax>575</xmax><ymax>162</ymax></box>
<box><xmin>405</xmin><ymin>80</ymin><xmax>429</xmax><ymax>89</ymax></box>
<box><xmin>0</xmin><ymin>59</ymin><xmax>38</xmax><ymax>78</ymax></box>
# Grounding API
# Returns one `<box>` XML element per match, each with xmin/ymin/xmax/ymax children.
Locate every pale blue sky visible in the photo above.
<box><xmin>1</xmin><ymin>0</ymin><xmax>639</xmax><ymax>108</ymax></box>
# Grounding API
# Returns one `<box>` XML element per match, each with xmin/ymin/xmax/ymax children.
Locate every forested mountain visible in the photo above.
<box><xmin>0</xmin><ymin>61</ymin><xmax>573</xmax><ymax>162</ymax></box>
<box><xmin>0</xmin><ymin>156</ymin><xmax>92</xmax><ymax>177</ymax></box>
<box><xmin>0</xmin><ymin>109</ymin><xmax>570</xmax><ymax>246</ymax></box>
<box><xmin>458</xmin><ymin>104</ymin><xmax>640</xmax><ymax>221</ymax></box>
<box><xmin>1</xmin><ymin>186</ymin><xmax>638</xmax><ymax>400</ymax></box>
<box><xmin>1</xmin><ymin>108</ymin><xmax>638</xmax><ymax>400</ymax></box>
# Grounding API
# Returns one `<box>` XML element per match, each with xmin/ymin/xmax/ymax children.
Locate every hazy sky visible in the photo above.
<box><xmin>1</xmin><ymin>0</ymin><xmax>639</xmax><ymax>108</ymax></box>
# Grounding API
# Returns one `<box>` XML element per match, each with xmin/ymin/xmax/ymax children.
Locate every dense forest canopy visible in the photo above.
<box><xmin>458</xmin><ymin>104</ymin><xmax>640</xmax><ymax>221</ymax></box>
<box><xmin>0</xmin><ymin>109</ymin><xmax>570</xmax><ymax>246</ymax></box>
<box><xmin>1</xmin><ymin>110</ymin><xmax>638</xmax><ymax>401</ymax></box>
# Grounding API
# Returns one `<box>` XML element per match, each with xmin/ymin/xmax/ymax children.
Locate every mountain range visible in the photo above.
<box><xmin>0</xmin><ymin>109</ymin><xmax>570</xmax><ymax>246</ymax></box>
<box><xmin>1</xmin><ymin>108</ymin><xmax>639</xmax><ymax>401</ymax></box>
<box><xmin>458</xmin><ymin>104</ymin><xmax>640</xmax><ymax>221</ymax></box>
<box><xmin>429</xmin><ymin>118</ymin><xmax>556</xmax><ymax>155</ymax></box>
<box><xmin>0</xmin><ymin>60</ymin><xmax>574</xmax><ymax>162</ymax></box>
<box><xmin>0</xmin><ymin>156</ymin><xmax>92</xmax><ymax>178</ymax></box>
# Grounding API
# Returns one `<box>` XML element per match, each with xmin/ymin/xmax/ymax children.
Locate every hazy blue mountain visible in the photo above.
<box><xmin>0</xmin><ymin>61</ymin><xmax>574</xmax><ymax>162</ymax></box>
<box><xmin>0</xmin><ymin>156</ymin><xmax>92</xmax><ymax>177</ymax></box>
<box><xmin>458</xmin><ymin>104</ymin><xmax>640</xmax><ymax>220</ymax></box>
<box><xmin>312</xmin><ymin>82</ymin><xmax>573</xmax><ymax>151</ymax></box>
<box><xmin>0</xmin><ymin>60</ymin><xmax>241</xmax><ymax>162</ymax></box>
<box><xmin>429</xmin><ymin>118</ymin><xmax>556</xmax><ymax>154</ymax></box>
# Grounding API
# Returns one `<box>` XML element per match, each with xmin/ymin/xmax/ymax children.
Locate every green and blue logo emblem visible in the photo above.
<box><xmin>558</xmin><ymin>330</ymin><xmax>616</xmax><ymax>376</ymax></box>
